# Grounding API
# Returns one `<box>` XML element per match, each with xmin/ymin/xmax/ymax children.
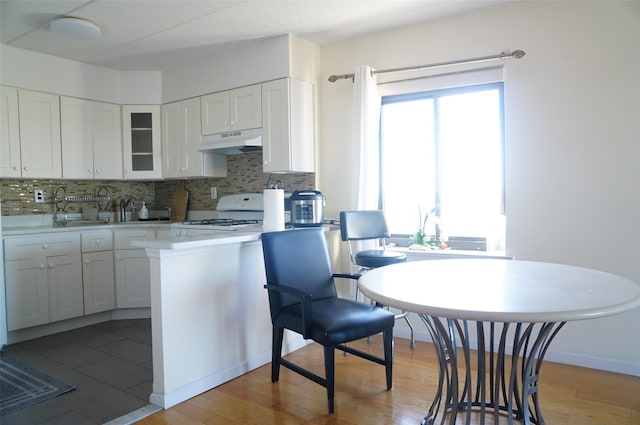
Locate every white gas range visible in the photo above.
<box><xmin>179</xmin><ymin>193</ymin><xmax>265</xmax><ymax>231</ymax></box>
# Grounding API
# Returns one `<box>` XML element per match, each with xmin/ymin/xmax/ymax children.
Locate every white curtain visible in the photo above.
<box><xmin>347</xmin><ymin>66</ymin><xmax>381</xmax><ymax>279</ymax></box>
<box><xmin>351</xmin><ymin>65</ymin><xmax>381</xmax><ymax>210</ymax></box>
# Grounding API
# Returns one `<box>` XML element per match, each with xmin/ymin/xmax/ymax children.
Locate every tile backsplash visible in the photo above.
<box><xmin>1</xmin><ymin>152</ymin><xmax>315</xmax><ymax>216</ymax></box>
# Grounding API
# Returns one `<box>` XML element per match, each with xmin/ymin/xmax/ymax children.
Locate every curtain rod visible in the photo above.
<box><xmin>327</xmin><ymin>50</ymin><xmax>525</xmax><ymax>82</ymax></box>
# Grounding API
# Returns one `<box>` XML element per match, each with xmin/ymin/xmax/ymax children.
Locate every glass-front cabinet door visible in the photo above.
<box><xmin>122</xmin><ymin>105</ymin><xmax>161</xmax><ymax>179</ymax></box>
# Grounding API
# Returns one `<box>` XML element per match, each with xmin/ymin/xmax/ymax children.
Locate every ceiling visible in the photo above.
<box><xmin>0</xmin><ymin>1</ymin><xmax>504</xmax><ymax>71</ymax></box>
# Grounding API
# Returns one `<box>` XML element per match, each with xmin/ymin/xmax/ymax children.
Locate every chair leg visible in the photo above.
<box><xmin>383</xmin><ymin>328</ymin><xmax>393</xmax><ymax>390</ymax></box>
<box><xmin>324</xmin><ymin>345</ymin><xmax>335</xmax><ymax>413</ymax></box>
<box><xmin>272</xmin><ymin>326</ymin><xmax>284</xmax><ymax>383</ymax></box>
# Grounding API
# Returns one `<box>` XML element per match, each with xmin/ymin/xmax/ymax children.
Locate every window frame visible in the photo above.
<box><xmin>379</xmin><ymin>82</ymin><xmax>506</xmax><ymax>250</ymax></box>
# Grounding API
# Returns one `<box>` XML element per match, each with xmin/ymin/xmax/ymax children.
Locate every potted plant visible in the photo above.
<box><xmin>409</xmin><ymin>205</ymin><xmax>448</xmax><ymax>250</ymax></box>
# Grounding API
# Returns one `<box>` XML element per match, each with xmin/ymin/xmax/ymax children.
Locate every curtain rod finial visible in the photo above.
<box><xmin>499</xmin><ymin>50</ymin><xmax>526</xmax><ymax>60</ymax></box>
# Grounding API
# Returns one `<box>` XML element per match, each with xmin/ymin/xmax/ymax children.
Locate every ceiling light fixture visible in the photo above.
<box><xmin>50</xmin><ymin>17</ymin><xmax>101</xmax><ymax>40</ymax></box>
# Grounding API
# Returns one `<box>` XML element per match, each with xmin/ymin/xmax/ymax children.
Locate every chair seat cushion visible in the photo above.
<box><xmin>356</xmin><ymin>249</ymin><xmax>407</xmax><ymax>268</ymax></box>
<box><xmin>276</xmin><ymin>298</ymin><xmax>395</xmax><ymax>345</ymax></box>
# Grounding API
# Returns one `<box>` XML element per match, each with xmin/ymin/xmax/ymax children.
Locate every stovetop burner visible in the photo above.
<box><xmin>181</xmin><ymin>218</ymin><xmax>262</xmax><ymax>227</ymax></box>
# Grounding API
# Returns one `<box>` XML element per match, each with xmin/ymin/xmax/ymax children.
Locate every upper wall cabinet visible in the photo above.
<box><xmin>18</xmin><ymin>89</ymin><xmax>62</xmax><ymax>178</ymax></box>
<box><xmin>122</xmin><ymin>105</ymin><xmax>162</xmax><ymax>180</ymax></box>
<box><xmin>201</xmin><ymin>84</ymin><xmax>262</xmax><ymax>135</ymax></box>
<box><xmin>61</xmin><ymin>97</ymin><xmax>123</xmax><ymax>180</ymax></box>
<box><xmin>162</xmin><ymin>97</ymin><xmax>226</xmax><ymax>179</ymax></box>
<box><xmin>262</xmin><ymin>78</ymin><xmax>315</xmax><ymax>173</ymax></box>
<box><xmin>0</xmin><ymin>86</ymin><xmax>21</xmax><ymax>178</ymax></box>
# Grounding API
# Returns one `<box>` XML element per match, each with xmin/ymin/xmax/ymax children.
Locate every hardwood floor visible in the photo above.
<box><xmin>137</xmin><ymin>337</ymin><xmax>640</xmax><ymax>424</ymax></box>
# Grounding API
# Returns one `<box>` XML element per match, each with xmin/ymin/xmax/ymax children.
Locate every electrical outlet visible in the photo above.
<box><xmin>210</xmin><ymin>186</ymin><xmax>218</xmax><ymax>199</ymax></box>
<box><xmin>34</xmin><ymin>189</ymin><xmax>45</xmax><ymax>203</ymax></box>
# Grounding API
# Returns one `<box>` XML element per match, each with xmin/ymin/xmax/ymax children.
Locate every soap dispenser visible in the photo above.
<box><xmin>139</xmin><ymin>202</ymin><xmax>149</xmax><ymax>220</ymax></box>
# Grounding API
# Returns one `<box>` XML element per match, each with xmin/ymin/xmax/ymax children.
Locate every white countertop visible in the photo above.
<box><xmin>132</xmin><ymin>229</ymin><xmax>261</xmax><ymax>250</ymax></box>
<box><xmin>1</xmin><ymin>220</ymin><xmax>172</xmax><ymax>236</ymax></box>
<box><xmin>358</xmin><ymin>259</ymin><xmax>640</xmax><ymax>323</ymax></box>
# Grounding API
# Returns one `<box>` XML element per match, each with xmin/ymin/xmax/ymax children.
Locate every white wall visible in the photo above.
<box><xmin>0</xmin><ymin>44</ymin><xmax>161</xmax><ymax>104</ymax></box>
<box><xmin>318</xmin><ymin>1</ymin><xmax>640</xmax><ymax>374</ymax></box>
<box><xmin>160</xmin><ymin>35</ymin><xmax>291</xmax><ymax>103</ymax></box>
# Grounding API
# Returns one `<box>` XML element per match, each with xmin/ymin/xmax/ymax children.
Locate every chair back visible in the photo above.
<box><xmin>339</xmin><ymin>210</ymin><xmax>390</xmax><ymax>241</ymax></box>
<box><xmin>261</xmin><ymin>228</ymin><xmax>337</xmax><ymax>320</ymax></box>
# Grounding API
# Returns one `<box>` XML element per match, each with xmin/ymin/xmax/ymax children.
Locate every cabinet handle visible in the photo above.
<box><xmin>42</xmin><ymin>244</ymin><xmax>49</xmax><ymax>250</ymax></box>
<box><xmin>12</xmin><ymin>166</ymin><xmax>18</xmax><ymax>170</ymax></box>
<box><xmin>23</xmin><ymin>166</ymin><xmax>28</xmax><ymax>171</ymax></box>
<box><xmin>39</xmin><ymin>264</ymin><xmax>46</xmax><ymax>270</ymax></box>
<box><xmin>48</xmin><ymin>263</ymin><xmax>54</xmax><ymax>269</ymax></box>
<box><xmin>117</xmin><ymin>256</ymin><xmax>123</xmax><ymax>261</ymax></box>
<box><xmin>88</xmin><ymin>168</ymin><xmax>92</xmax><ymax>173</ymax></box>
<box><xmin>94</xmin><ymin>240</ymin><xmax>102</xmax><ymax>245</ymax></box>
<box><xmin>84</xmin><ymin>259</ymin><xmax>91</xmax><ymax>265</ymax></box>
<box><xmin>95</xmin><ymin>169</ymin><xmax>100</xmax><ymax>174</ymax></box>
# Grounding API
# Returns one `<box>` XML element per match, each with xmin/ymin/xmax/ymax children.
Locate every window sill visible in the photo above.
<box><xmin>390</xmin><ymin>246</ymin><xmax>512</xmax><ymax>261</ymax></box>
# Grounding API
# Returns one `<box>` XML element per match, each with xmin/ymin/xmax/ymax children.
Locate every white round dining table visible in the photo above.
<box><xmin>358</xmin><ymin>259</ymin><xmax>640</xmax><ymax>425</ymax></box>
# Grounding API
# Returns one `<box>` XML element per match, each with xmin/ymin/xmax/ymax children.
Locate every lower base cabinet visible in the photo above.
<box><xmin>47</xmin><ymin>254</ymin><xmax>84</xmax><ymax>322</ymax></box>
<box><xmin>113</xmin><ymin>229</ymin><xmax>153</xmax><ymax>308</ymax></box>
<box><xmin>114</xmin><ymin>249</ymin><xmax>151</xmax><ymax>308</ymax></box>
<box><xmin>4</xmin><ymin>233</ymin><xmax>84</xmax><ymax>331</ymax></box>
<box><xmin>5</xmin><ymin>258</ymin><xmax>49</xmax><ymax>330</ymax></box>
<box><xmin>83</xmin><ymin>251</ymin><xmax>116</xmax><ymax>314</ymax></box>
<box><xmin>5</xmin><ymin>254</ymin><xmax>84</xmax><ymax>330</ymax></box>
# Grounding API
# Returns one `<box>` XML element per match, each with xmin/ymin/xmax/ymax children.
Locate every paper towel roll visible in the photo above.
<box><xmin>263</xmin><ymin>189</ymin><xmax>285</xmax><ymax>231</ymax></box>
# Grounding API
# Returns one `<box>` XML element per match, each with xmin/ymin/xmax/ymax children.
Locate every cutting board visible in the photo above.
<box><xmin>171</xmin><ymin>180</ymin><xmax>189</xmax><ymax>221</ymax></box>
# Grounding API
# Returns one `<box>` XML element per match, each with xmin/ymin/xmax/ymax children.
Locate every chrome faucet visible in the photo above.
<box><xmin>162</xmin><ymin>206</ymin><xmax>172</xmax><ymax>221</ymax></box>
<box><xmin>119</xmin><ymin>197</ymin><xmax>132</xmax><ymax>222</ymax></box>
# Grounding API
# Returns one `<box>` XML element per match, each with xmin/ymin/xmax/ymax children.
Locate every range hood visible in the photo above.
<box><xmin>198</xmin><ymin>128</ymin><xmax>262</xmax><ymax>155</ymax></box>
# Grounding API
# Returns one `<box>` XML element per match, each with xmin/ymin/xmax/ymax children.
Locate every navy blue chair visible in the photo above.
<box><xmin>340</xmin><ymin>210</ymin><xmax>416</xmax><ymax>348</ymax></box>
<box><xmin>261</xmin><ymin>228</ymin><xmax>394</xmax><ymax>414</ymax></box>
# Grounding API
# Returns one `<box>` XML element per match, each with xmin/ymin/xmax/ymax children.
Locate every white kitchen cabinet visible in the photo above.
<box><xmin>92</xmin><ymin>101</ymin><xmax>123</xmax><ymax>179</ymax></box>
<box><xmin>262</xmin><ymin>78</ymin><xmax>315</xmax><ymax>173</ymax></box>
<box><xmin>162</xmin><ymin>97</ymin><xmax>226</xmax><ymax>178</ymax></box>
<box><xmin>5</xmin><ymin>257</ymin><xmax>49</xmax><ymax>330</ymax></box>
<box><xmin>4</xmin><ymin>233</ymin><xmax>83</xmax><ymax>331</ymax></box>
<box><xmin>61</xmin><ymin>97</ymin><xmax>123</xmax><ymax>179</ymax></box>
<box><xmin>114</xmin><ymin>229</ymin><xmax>154</xmax><ymax>308</ymax></box>
<box><xmin>18</xmin><ymin>89</ymin><xmax>62</xmax><ymax>178</ymax></box>
<box><xmin>0</xmin><ymin>85</ymin><xmax>22</xmax><ymax>177</ymax></box>
<box><xmin>46</xmin><ymin>254</ymin><xmax>84</xmax><ymax>322</ymax></box>
<box><xmin>201</xmin><ymin>84</ymin><xmax>262</xmax><ymax>135</ymax></box>
<box><xmin>82</xmin><ymin>230</ymin><xmax>115</xmax><ymax>315</ymax></box>
<box><xmin>122</xmin><ymin>105</ymin><xmax>162</xmax><ymax>179</ymax></box>
<box><xmin>200</xmin><ymin>91</ymin><xmax>228</xmax><ymax>135</ymax></box>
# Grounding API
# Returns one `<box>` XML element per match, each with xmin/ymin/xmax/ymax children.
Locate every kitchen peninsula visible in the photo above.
<box><xmin>133</xmin><ymin>228</ymin><xmax>306</xmax><ymax>409</ymax></box>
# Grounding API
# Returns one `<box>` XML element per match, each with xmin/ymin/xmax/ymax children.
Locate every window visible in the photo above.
<box><xmin>379</xmin><ymin>82</ymin><xmax>505</xmax><ymax>251</ymax></box>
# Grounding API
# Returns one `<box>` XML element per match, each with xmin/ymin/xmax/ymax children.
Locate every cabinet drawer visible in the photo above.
<box><xmin>82</xmin><ymin>230</ymin><xmax>113</xmax><ymax>252</ymax></box>
<box><xmin>114</xmin><ymin>229</ymin><xmax>155</xmax><ymax>249</ymax></box>
<box><xmin>4</xmin><ymin>233</ymin><xmax>80</xmax><ymax>260</ymax></box>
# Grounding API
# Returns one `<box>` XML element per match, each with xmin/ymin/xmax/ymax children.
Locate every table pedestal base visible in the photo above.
<box><xmin>419</xmin><ymin>316</ymin><xmax>565</xmax><ymax>425</ymax></box>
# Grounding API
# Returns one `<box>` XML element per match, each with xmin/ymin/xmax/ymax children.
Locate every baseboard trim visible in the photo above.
<box><xmin>105</xmin><ymin>404</ymin><xmax>162</xmax><ymax>425</ymax></box>
<box><xmin>150</xmin><ymin>336</ymin><xmax>309</xmax><ymax>409</ymax></box>
<box><xmin>393</xmin><ymin>327</ymin><xmax>640</xmax><ymax>377</ymax></box>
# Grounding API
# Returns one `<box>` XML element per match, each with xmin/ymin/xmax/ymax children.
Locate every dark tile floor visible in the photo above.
<box><xmin>1</xmin><ymin>319</ymin><xmax>154</xmax><ymax>424</ymax></box>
